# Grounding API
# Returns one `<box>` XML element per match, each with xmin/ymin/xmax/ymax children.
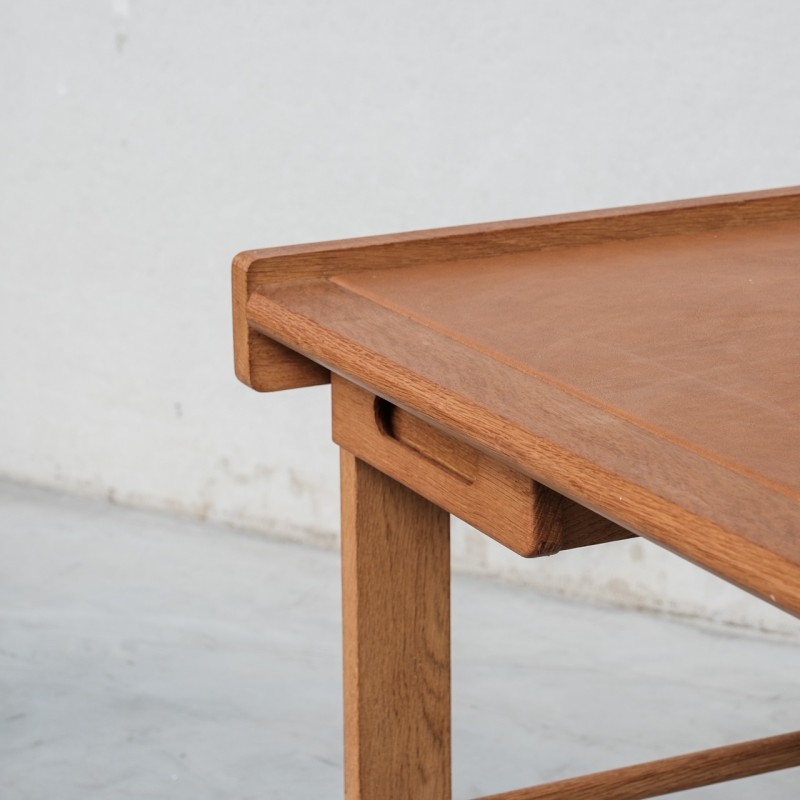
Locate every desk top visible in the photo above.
<box><xmin>234</xmin><ymin>187</ymin><xmax>800</xmax><ymax>616</ymax></box>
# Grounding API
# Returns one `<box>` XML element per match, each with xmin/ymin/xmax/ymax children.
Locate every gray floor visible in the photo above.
<box><xmin>1</xmin><ymin>481</ymin><xmax>798</xmax><ymax>799</ymax></box>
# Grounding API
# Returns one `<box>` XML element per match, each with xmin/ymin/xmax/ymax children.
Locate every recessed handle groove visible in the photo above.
<box><xmin>374</xmin><ymin>397</ymin><xmax>479</xmax><ymax>483</ymax></box>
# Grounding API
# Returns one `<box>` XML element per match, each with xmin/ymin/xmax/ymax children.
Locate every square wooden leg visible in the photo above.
<box><xmin>340</xmin><ymin>449</ymin><xmax>451</xmax><ymax>799</ymax></box>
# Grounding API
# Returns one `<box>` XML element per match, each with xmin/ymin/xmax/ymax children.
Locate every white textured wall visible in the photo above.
<box><xmin>2</xmin><ymin>1</ymin><xmax>799</xmax><ymax>634</ymax></box>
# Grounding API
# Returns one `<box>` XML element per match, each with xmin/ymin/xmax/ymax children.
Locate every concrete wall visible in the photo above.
<box><xmin>2</xmin><ymin>1</ymin><xmax>799</xmax><ymax>634</ymax></box>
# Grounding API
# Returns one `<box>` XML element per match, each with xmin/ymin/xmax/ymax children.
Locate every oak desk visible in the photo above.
<box><xmin>232</xmin><ymin>187</ymin><xmax>800</xmax><ymax>798</ymax></box>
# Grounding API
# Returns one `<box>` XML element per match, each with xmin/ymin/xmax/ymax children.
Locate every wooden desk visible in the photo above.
<box><xmin>232</xmin><ymin>187</ymin><xmax>800</xmax><ymax>798</ymax></box>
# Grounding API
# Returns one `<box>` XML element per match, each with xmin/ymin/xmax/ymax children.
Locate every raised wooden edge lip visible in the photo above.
<box><xmin>233</xmin><ymin>184</ymin><xmax>800</xmax><ymax>271</ymax></box>
<box><xmin>232</xmin><ymin>184</ymin><xmax>800</xmax><ymax>392</ymax></box>
<box><xmin>246</xmin><ymin>286</ymin><xmax>800</xmax><ymax>618</ymax></box>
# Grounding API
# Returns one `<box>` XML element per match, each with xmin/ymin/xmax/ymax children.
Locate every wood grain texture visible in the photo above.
<box><xmin>333</xmin><ymin>375</ymin><xmax>632</xmax><ymax>557</ymax></box>
<box><xmin>247</xmin><ymin>222</ymin><xmax>800</xmax><ymax>615</ymax></box>
<box><xmin>233</xmin><ymin>185</ymin><xmax>800</xmax><ymax>391</ymax></box>
<box><xmin>473</xmin><ymin>730</ymin><xmax>800</xmax><ymax>799</ymax></box>
<box><xmin>341</xmin><ymin>450</ymin><xmax>451</xmax><ymax>799</ymax></box>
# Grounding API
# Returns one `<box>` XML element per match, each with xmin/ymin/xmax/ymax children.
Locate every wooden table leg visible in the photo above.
<box><xmin>340</xmin><ymin>449</ymin><xmax>451</xmax><ymax>799</ymax></box>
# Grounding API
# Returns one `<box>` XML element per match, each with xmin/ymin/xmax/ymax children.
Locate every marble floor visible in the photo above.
<box><xmin>0</xmin><ymin>480</ymin><xmax>798</xmax><ymax>799</ymax></box>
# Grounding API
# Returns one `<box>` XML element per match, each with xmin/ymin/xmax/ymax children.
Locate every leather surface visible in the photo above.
<box><xmin>333</xmin><ymin>218</ymin><xmax>800</xmax><ymax>499</ymax></box>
